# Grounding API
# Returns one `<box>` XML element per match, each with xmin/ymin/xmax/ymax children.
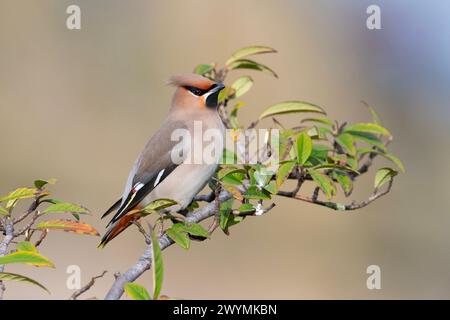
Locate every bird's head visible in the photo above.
<box><xmin>168</xmin><ymin>73</ymin><xmax>225</xmax><ymax>110</ymax></box>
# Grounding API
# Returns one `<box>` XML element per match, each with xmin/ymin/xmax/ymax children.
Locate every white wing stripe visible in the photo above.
<box><xmin>154</xmin><ymin>169</ymin><xmax>165</xmax><ymax>187</ymax></box>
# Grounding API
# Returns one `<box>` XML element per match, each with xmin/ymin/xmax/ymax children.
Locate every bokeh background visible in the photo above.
<box><xmin>1</xmin><ymin>0</ymin><xmax>449</xmax><ymax>299</ymax></box>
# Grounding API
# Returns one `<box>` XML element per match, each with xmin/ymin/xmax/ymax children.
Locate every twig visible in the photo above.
<box><xmin>34</xmin><ymin>229</ymin><xmax>48</xmax><ymax>248</ymax></box>
<box><xmin>14</xmin><ymin>211</ymin><xmax>41</xmax><ymax>237</ymax></box>
<box><xmin>278</xmin><ymin>179</ymin><xmax>394</xmax><ymax>211</ymax></box>
<box><xmin>69</xmin><ymin>271</ymin><xmax>107</xmax><ymax>300</ymax></box>
<box><xmin>0</xmin><ymin>219</ymin><xmax>14</xmax><ymax>300</ymax></box>
<box><xmin>104</xmin><ymin>190</ymin><xmax>233</xmax><ymax>300</ymax></box>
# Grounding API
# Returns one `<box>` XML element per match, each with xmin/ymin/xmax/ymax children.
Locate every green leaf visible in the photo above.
<box><xmin>194</xmin><ymin>64</ymin><xmax>214</xmax><ymax>75</ymax></box>
<box><xmin>36</xmin><ymin>219</ymin><xmax>99</xmax><ymax>236</ymax></box>
<box><xmin>301</xmin><ymin>117</ymin><xmax>334</xmax><ymax>126</ymax></box>
<box><xmin>308</xmin><ymin>169</ymin><xmax>335</xmax><ymax>199</ymax></box>
<box><xmin>357</xmin><ymin>148</ymin><xmax>405</xmax><ymax>173</ymax></box>
<box><xmin>43</xmin><ymin>202</ymin><xmax>89</xmax><ymax>215</ymax></box>
<box><xmin>263</xmin><ymin>181</ymin><xmax>278</xmax><ymax>195</ymax></box>
<box><xmin>16</xmin><ymin>241</ymin><xmax>38</xmax><ymax>253</ymax></box>
<box><xmin>124</xmin><ymin>282</ymin><xmax>151</xmax><ymax>300</ymax></box>
<box><xmin>312</xmin><ymin>163</ymin><xmax>360</xmax><ymax>175</ymax></box>
<box><xmin>244</xmin><ymin>185</ymin><xmax>271</xmax><ymax>200</ymax></box>
<box><xmin>151</xmin><ymin>229</ymin><xmax>163</xmax><ymax>300</ymax></box>
<box><xmin>143</xmin><ymin>199</ymin><xmax>177</xmax><ymax>213</ymax></box>
<box><xmin>346</xmin><ymin>131</ymin><xmax>386</xmax><ymax>151</ymax></box>
<box><xmin>166</xmin><ymin>227</ymin><xmax>190</xmax><ymax>250</ymax></box>
<box><xmin>218</xmin><ymin>167</ymin><xmax>246</xmax><ymax>180</ymax></box>
<box><xmin>34</xmin><ymin>178</ymin><xmax>56</xmax><ymax>189</ymax></box>
<box><xmin>0</xmin><ymin>187</ymin><xmax>37</xmax><ymax>203</ymax></box>
<box><xmin>0</xmin><ymin>206</ymin><xmax>9</xmax><ymax>216</ymax></box>
<box><xmin>219</xmin><ymin>199</ymin><xmax>234</xmax><ymax>231</ymax></box>
<box><xmin>296</xmin><ymin>132</ymin><xmax>312</xmax><ymax>165</ymax></box>
<box><xmin>231</xmin><ymin>76</ymin><xmax>254</xmax><ymax>98</ymax></box>
<box><xmin>0</xmin><ymin>272</ymin><xmax>49</xmax><ymax>294</ymax></box>
<box><xmin>0</xmin><ymin>251</ymin><xmax>54</xmax><ymax>268</ymax></box>
<box><xmin>177</xmin><ymin>223</ymin><xmax>209</xmax><ymax>238</ymax></box>
<box><xmin>276</xmin><ymin>161</ymin><xmax>296</xmax><ymax>187</ymax></box>
<box><xmin>332</xmin><ymin>171</ymin><xmax>353</xmax><ymax>196</ymax></box>
<box><xmin>227</xmin><ymin>59</ymin><xmax>278</xmax><ymax>78</ymax></box>
<box><xmin>218</xmin><ymin>86</ymin><xmax>235</xmax><ymax>103</ymax></box>
<box><xmin>226</xmin><ymin>45</ymin><xmax>277</xmax><ymax>65</ymax></box>
<box><xmin>238</xmin><ymin>203</ymin><xmax>255</xmax><ymax>214</ymax></box>
<box><xmin>335</xmin><ymin>133</ymin><xmax>356</xmax><ymax>156</ymax></box>
<box><xmin>345</xmin><ymin>123</ymin><xmax>391</xmax><ymax>137</ymax></box>
<box><xmin>259</xmin><ymin>101</ymin><xmax>326</xmax><ymax>120</ymax></box>
<box><xmin>374</xmin><ymin>168</ymin><xmax>398</xmax><ymax>189</ymax></box>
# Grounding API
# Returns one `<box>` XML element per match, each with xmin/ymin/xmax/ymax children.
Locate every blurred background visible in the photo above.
<box><xmin>1</xmin><ymin>0</ymin><xmax>449</xmax><ymax>299</ymax></box>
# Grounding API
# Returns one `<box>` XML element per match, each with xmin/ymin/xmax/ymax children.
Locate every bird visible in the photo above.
<box><xmin>99</xmin><ymin>73</ymin><xmax>226</xmax><ymax>247</ymax></box>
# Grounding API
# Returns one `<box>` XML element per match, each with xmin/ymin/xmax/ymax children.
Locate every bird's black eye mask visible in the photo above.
<box><xmin>184</xmin><ymin>84</ymin><xmax>218</xmax><ymax>96</ymax></box>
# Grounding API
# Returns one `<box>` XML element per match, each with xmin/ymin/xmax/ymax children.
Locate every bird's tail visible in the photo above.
<box><xmin>98</xmin><ymin>213</ymin><xmax>140</xmax><ymax>248</ymax></box>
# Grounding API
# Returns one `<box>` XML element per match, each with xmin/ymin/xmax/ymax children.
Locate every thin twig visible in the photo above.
<box><xmin>278</xmin><ymin>179</ymin><xmax>394</xmax><ymax>211</ymax></box>
<box><xmin>69</xmin><ymin>271</ymin><xmax>107</xmax><ymax>300</ymax></box>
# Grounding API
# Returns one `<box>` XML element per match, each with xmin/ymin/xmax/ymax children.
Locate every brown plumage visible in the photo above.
<box><xmin>99</xmin><ymin>74</ymin><xmax>225</xmax><ymax>247</ymax></box>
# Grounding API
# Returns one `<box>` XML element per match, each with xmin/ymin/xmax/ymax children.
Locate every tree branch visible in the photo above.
<box><xmin>104</xmin><ymin>190</ymin><xmax>233</xmax><ymax>300</ymax></box>
<box><xmin>69</xmin><ymin>271</ymin><xmax>107</xmax><ymax>300</ymax></box>
<box><xmin>277</xmin><ymin>179</ymin><xmax>394</xmax><ymax>211</ymax></box>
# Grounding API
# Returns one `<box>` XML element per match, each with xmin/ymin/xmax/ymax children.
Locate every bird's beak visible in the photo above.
<box><xmin>205</xmin><ymin>83</ymin><xmax>226</xmax><ymax>108</ymax></box>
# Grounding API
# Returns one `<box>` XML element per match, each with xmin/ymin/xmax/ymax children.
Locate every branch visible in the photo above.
<box><xmin>104</xmin><ymin>190</ymin><xmax>233</xmax><ymax>300</ymax></box>
<box><xmin>69</xmin><ymin>271</ymin><xmax>107</xmax><ymax>300</ymax></box>
<box><xmin>0</xmin><ymin>219</ymin><xmax>14</xmax><ymax>300</ymax></box>
<box><xmin>277</xmin><ymin>179</ymin><xmax>394</xmax><ymax>211</ymax></box>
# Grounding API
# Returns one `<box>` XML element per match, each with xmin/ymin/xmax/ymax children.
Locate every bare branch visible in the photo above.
<box><xmin>69</xmin><ymin>271</ymin><xmax>107</xmax><ymax>300</ymax></box>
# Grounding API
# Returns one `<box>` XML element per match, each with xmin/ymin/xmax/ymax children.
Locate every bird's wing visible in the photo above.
<box><xmin>102</xmin><ymin>119</ymin><xmax>188</xmax><ymax>226</ymax></box>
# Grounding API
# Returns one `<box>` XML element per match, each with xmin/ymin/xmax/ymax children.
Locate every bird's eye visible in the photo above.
<box><xmin>185</xmin><ymin>86</ymin><xmax>205</xmax><ymax>96</ymax></box>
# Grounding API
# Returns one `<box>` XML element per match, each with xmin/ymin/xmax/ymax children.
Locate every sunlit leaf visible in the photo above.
<box><xmin>335</xmin><ymin>133</ymin><xmax>356</xmax><ymax>156</ymax></box>
<box><xmin>296</xmin><ymin>132</ymin><xmax>312</xmax><ymax>165</ymax></box>
<box><xmin>0</xmin><ymin>206</ymin><xmax>8</xmax><ymax>216</ymax></box>
<box><xmin>223</xmin><ymin>185</ymin><xmax>243</xmax><ymax>201</ymax></box>
<box><xmin>43</xmin><ymin>202</ymin><xmax>89</xmax><ymax>215</ymax></box>
<box><xmin>263</xmin><ymin>181</ymin><xmax>278</xmax><ymax>195</ymax></box>
<box><xmin>124</xmin><ymin>282</ymin><xmax>151</xmax><ymax>300</ymax></box>
<box><xmin>301</xmin><ymin>117</ymin><xmax>334</xmax><ymax>126</ymax></box>
<box><xmin>244</xmin><ymin>185</ymin><xmax>271</xmax><ymax>200</ymax></box>
<box><xmin>332</xmin><ymin>171</ymin><xmax>353</xmax><ymax>196</ymax></box>
<box><xmin>226</xmin><ymin>45</ymin><xmax>277</xmax><ymax>65</ymax></box>
<box><xmin>218</xmin><ymin>86</ymin><xmax>235</xmax><ymax>103</ymax></box>
<box><xmin>174</xmin><ymin>222</ymin><xmax>209</xmax><ymax>239</ymax></box>
<box><xmin>151</xmin><ymin>229</ymin><xmax>163</xmax><ymax>300</ymax></box>
<box><xmin>308</xmin><ymin>169</ymin><xmax>335</xmax><ymax>199</ymax></box>
<box><xmin>259</xmin><ymin>101</ymin><xmax>326</xmax><ymax>120</ymax></box>
<box><xmin>0</xmin><ymin>251</ymin><xmax>54</xmax><ymax>268</ymax></box>
<box><xmin>35</xmin><ymin>220</ymin><xmax>99</xmax><ymax>236</ymax></box>
<box><xmin>34</xmin><ymin>178</ymin><xmax>56</xmax><ymax>190</ymax></box>
<box><xmin>194</xmin><ymin>64</ymin><xmax>214</xmax><ymax>75</ymax></box>
<box><xmin>357</xmin><ymin>148</ymin><xmax>405</xmax><ymax>172</ymax></box>
<box><xmin>166</xmin><ymin>227</ymin><xmax>190</xmax><ymax>250</ymax></box>
<box><xmin>374</xmin><ymin>168</ymin><xmax>398</xmax><ymax>189</ymax></box>
<box><xmin>346</xmin><ymin>131</ymin><xmax>386</xmax><ymax>151</ymax></box>
<box><xmin>231</xmin><ymin>76</ymin><xmax>254</xmax><ymax>98</ymax></box>
<box><xmin>143</xmin><ymin>199</ymin><xmax>177</xmax><ymax>213</ymax></box>
<box><xmin>0</xmin><ymin>272</ymin><xmax>49</xmax><ymax>294</ymax></box>
<box><xmin>218</xmin><ymin>167</ymin><xmax>246</xmax><ymax>180</ymax></box>
<box><xmin>227</xmin><ymin>59</ymin><xmax>278</xmax><ymax>78</ymax></box>
<box><xmin>0</xmin><ymin>187</ymin><xmax>37</xmax><ymax>203</ymax></box>
<box><xmin>276</xmin><ymin>161</ymin><xmax>296</xmax><ymax>187</ymax></box>
<box><xmin>312</xmin><ymin>163</ymin><xmax>359</xmax><ymax>175</ymax></box>
<box><xmin>16</xmin><ymin>241</ymin><xmax>38</xmax><ymax>253</ymax></box>
<box><xmin>345</xmin><ymin>123</ymin><xmax>391</xmax><ymax>137</ymax></box>
<box><xmin>238</xmin><ymin>203</ymin><xmax>255</xmax><ymax>214</ymax></box>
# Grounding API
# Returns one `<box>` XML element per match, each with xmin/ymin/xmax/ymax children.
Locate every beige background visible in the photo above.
<box><xmin>1</xmin><ymin>0</ymin><xmax>450</xmax><ymax>299</ymax></box>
